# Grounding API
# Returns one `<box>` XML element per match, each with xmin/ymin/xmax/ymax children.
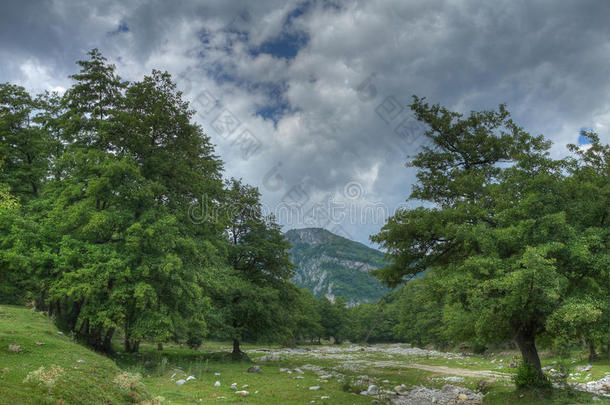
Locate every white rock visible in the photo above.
<box><xmin>76</xmin><ymin>359</ymin><xmax>85</xmax><ymax>363</ymax></box>
<box><xmin>214</xmin><ymin>381</ymin><xmax>221</xmax><ymax>387</ymax></box>
<box><xmin>176</xmin><ymin>379</ymin><xmax>186</xmax><ymax>386</ymax></box>
<box><xmin>186</xmin><ymin>375</ymin><xmax>196</xmax><ymax>381</ymax></box>
<box><xmin>309</xmin><ymin>386</ymin><xmax>321</xmax><ymax>391</ymax></box>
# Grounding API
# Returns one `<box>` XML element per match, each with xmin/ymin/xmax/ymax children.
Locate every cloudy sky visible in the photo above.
<box><xmin>2</xmin><ymin>0</ymin><xmax>609</xmax><ymax>246</ymax></box>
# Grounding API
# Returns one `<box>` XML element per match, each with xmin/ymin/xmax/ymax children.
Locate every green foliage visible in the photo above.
<box><xmin>372</xmin><ymin>97</ymin><xmax>610</xmax><ymax>383</ymax></box>
<box><xmin>512</xmin><ymin>361</ymin><xmax>552</xmax><ymax>389</ymax></box>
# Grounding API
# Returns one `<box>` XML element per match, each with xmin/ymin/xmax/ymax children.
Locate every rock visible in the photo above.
<box><xmin>214</xmin><ymin>372</ymin><xmax>221</xmax><ymax>376</ymax></box>
<box><xmin>8</xmin><ymin>344</ymin><xmax>21</xmax><ymax>352</ymax></box>
<box><xmin>35</xmin><ymin>342</ymin><xmax>44</xmax><ymax>346</ymax></box>
<box><xmin>294</xmin><ymin>368</ymin><xmax>304</xmax><ymax>374</ymax></box>
<box><xmin>248</xmin><ymin>366</ymin><xmax>262</xmax><ymax>373</ymax></box>
<box><xmin>171</xmin><ymin>373</ymin><xmax>176</xmax><ymax>378</ymax></box>
<box><xmin>319</xmin><ymin>375</ymin><xmax>333</xmax><ymax>379</ymax></box>
<box><xmin>186</xmin><ymin>375</ymin><xmax>195</xmax><ymax>381</ymax></box>
<box><xmin>76</xmin><ymin>359</ymin><xmax>85</xmax><ymax>363</ymax></box>
<box><xmin>309</xmin><ymin>386</ymin><xmax>321</xmax><ymax>390</ymax></box>
<box><xmin>392</xmin><ymin>384</ymin><xmax>483</xmax><ymax>405</ymax></box>
<box><xmin>230</xmin><ymin>383</ymin><xmax>237</xmax><ymax>390</ymax></box>
<box><xmin>321</xmin><ymin>396</ymin><xmax>330</xmax><ymax>399</ymax></box>
<box><xmin>367</xmin><ymin>384</ymin><xmax>379</xmax><ymax>395</ymax></box>
<box><xmin>257</xmin><ymin>353</ymin><xmax>280</xmax><ymax>362</ymax></box>
<box><xmin>176</xmin><ymin>379</ymin><xmax>186</xmax><ymax>386</ymax></box>
<box><xmin>235</xmin><ymin>390</ymin><xmax>249</xmax><ymax>396</ymax></box>
<box><xmin>214</xmin><ymin>381</ymin><xmax>221</xmax><ymax>387</ymax></box>
<box><xmin>394</xmin><ymin>385</ymin><xmax>408</xmax><ymax>396</ymax></box>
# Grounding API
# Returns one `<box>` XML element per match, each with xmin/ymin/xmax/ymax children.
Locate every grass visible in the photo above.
<box><xmin>0</xmin><ymin>305</ymin><xmax>131</xmax><ymax>404</ymax></box>
<box><xmin>1</xmin><ymin>305</ymin><xmax>609</xmax><ymax>404</ymax></box>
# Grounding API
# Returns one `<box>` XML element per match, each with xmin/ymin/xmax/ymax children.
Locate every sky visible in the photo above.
<box><xmin>2</xmin><ymin>0</ymin><xmax>609</xmax><ymax>246</ymax></box>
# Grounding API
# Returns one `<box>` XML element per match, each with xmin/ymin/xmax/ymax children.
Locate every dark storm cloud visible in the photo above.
<box><xmin>1</xmin><ymin>0</ymin><xmax>608</xmax><ymax>245</ymax></box>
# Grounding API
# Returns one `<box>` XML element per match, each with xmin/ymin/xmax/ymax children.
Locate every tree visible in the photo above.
<box><xmin>38</xmin><ymin>50</ymin><xmax>224</xmax><ymax>352</ymax></box>
<box><xmin>216</xmin><ymin>178</ymin><xmax>295</xmax><ymax>357</ymax></box>
<box><xmin>372</xmin><ymin>97</ymin><xmax>606</xmax><ymax>383</ymax></box>
<box><xmin>0</xmin><ymin>83</ymin><xmax>54</xmax><ymax>200</ymax></box>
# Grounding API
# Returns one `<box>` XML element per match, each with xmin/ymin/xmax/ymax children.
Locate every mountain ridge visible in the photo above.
<box><xmin>285</xmin><ymin>227</ymin><xmax>390</xmax><ymax>305</ymax></box>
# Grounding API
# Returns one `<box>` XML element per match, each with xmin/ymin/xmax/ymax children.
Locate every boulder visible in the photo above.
<box><xmin>247</xmin><ymin>366</ymin><xmax>262</xmax><ymax>373</ymax></box>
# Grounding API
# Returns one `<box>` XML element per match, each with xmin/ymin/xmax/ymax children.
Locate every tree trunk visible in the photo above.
<box><xmin>232</xmin><ymin>338</ymin><xmax>241</xmax><ymax>355</ymax></box>
<box><xmin>363</xmin><ymin>320</ymin><xmax>379</xmax><ymax>344</ymax></box>
<box><xmin>587</xmin><ymin>338</ymin><xmax>598</xmax><ymax>361</ymax></box>
<box><xmin>514</xmin><ymin>327</ymin><xmax>545</xmax><ymax>382</ymax></box>
<box><xmin>157</xmin><ymin>342</ymin><xmax>164</xmax><ymax>351</ymax></box>
<box><xmin>125</xmin><ymin>337</ymin><xmax>140</xmax><ymax>353</ymax></box>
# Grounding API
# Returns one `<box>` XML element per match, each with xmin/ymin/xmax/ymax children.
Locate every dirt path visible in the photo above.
<box><xmin>406</xmin><ymin>363</ymin><xmax>508</xmax><ymax>379</ymax></box>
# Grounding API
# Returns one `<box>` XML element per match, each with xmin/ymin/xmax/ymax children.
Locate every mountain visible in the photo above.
<box><xmin>285</xmin><ymin>227</ymin><xmax>390</xmax><ymax>306</ymax></box>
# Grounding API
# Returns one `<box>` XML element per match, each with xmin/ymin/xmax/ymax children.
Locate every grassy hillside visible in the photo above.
<box><xmin>0</xmin><ymin>305</ymin><xmax>134</xmax><ymax>404</ymax></box>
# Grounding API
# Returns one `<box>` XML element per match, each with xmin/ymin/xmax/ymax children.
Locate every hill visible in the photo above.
<box><xmin>0</xmin><ymin>305</ymin><xmax>136</xmax><ymax>404</ymax></box>
<box><xmin>285</xmin><ymin>228</ymin><xmax>390</xmax><ymax>305</ymax></box>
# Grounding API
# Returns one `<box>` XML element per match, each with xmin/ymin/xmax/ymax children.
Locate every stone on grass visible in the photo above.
<box><xmin>394</xmin><ymin>385</ymin><xmax>408</xmax><ymax>396</ymax></box>
<box><xmin>367</xmin><ymin>384</ymin><xmax>379</xmax><ymax>395</ymax></box>
<box><xmin>214</xmin><ymin>381</ymin><xmax>221</xmax><ymax>387</ymax></box>
<box><xmin>235</xmin><ymin>390</ymin><xmax>249</xmax><ymax>396</ymax></box>
<box><xmin>176</xmin><ymin>379</ymin><xmax>186</xmax><ymax>386</ymax></box>
<box><xmin>186</xmin><ymin>375</ymin><xmax>195</xmax><ymax>381</ymax></box>
<box><xmin>77</xmin><ymin>359</ymin><xmax>85</xmax><ymax>363</ymax></box>
<box><xmin>8</xmin><ymin>344</ymin><xmax>21</xmax><ymax>352</ymax></box>
<box><xmin>309</xmin><ymin>386</ymin><xmax>321</xmax><ymax>390</ymax></box>
<box><xmin>230</xmin><ymin>383</ymin><xmax>237</xmax><ymax>390</ymax></box>
<box><xmin>248</xmin><ymin>365</ymin><xmax>262</xmax><ymax>373</ymax></box>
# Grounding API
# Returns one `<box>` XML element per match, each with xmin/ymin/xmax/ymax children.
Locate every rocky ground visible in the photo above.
<box><xmin>252</xmin><ymin>343</ymin><xmax>610</xmax><ymax>402</ymax></box>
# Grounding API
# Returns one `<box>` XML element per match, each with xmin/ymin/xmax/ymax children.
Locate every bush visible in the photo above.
<box><xmin>113</xmin><ymin>371</ymin><xmax>150</xmax><ymax>402</ymax></box>
<box><xmin>23</xmin><ymin>365</ymin><xmax>64</xmax><ymax>390</ymax></box>
<box><xmin>512</xmin><ymin>361</ymin><xmax>551</xmax><ymax>389</ymax></box>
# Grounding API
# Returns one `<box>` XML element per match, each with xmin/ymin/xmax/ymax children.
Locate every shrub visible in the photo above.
<box><xmin>23</xmin><ymin>365</ymin><xmax>64</xmax><ymax>390</ymax></box>
<box><xmin>113</xmin><ymin>371</ymin><xmax>150</xmax><ymax>402</ymax></box>
<box><xmin>512</xmin><ymin>361</ymin><xmax>551</xmax><ymax>389</ymax></box>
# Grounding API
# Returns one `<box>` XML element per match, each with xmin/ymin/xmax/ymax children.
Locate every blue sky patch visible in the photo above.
<box><xmin>578</xmin><ymin>127</ymin><xmax>593</xmax><ymax>145</ymax></box>
<box><xmin>108</xmin><ymin>23</ymin><xmax>129</xmax><ymax>36</ymax></box>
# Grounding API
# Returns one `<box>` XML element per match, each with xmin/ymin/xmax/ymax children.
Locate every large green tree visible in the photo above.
<box><xmin>213</xmin><ymin>178</ymin><xmax>295</xmax><ymax>356</ymax></box>
<box><xmin>372</xmin><ymin>97</ymin><xmax>609</xmax><ymax>382</ymax></box>
<box><xmin>38</xmin><ymin>50</ymin><xmax>225</xmax><ymax>352</ymax></box>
